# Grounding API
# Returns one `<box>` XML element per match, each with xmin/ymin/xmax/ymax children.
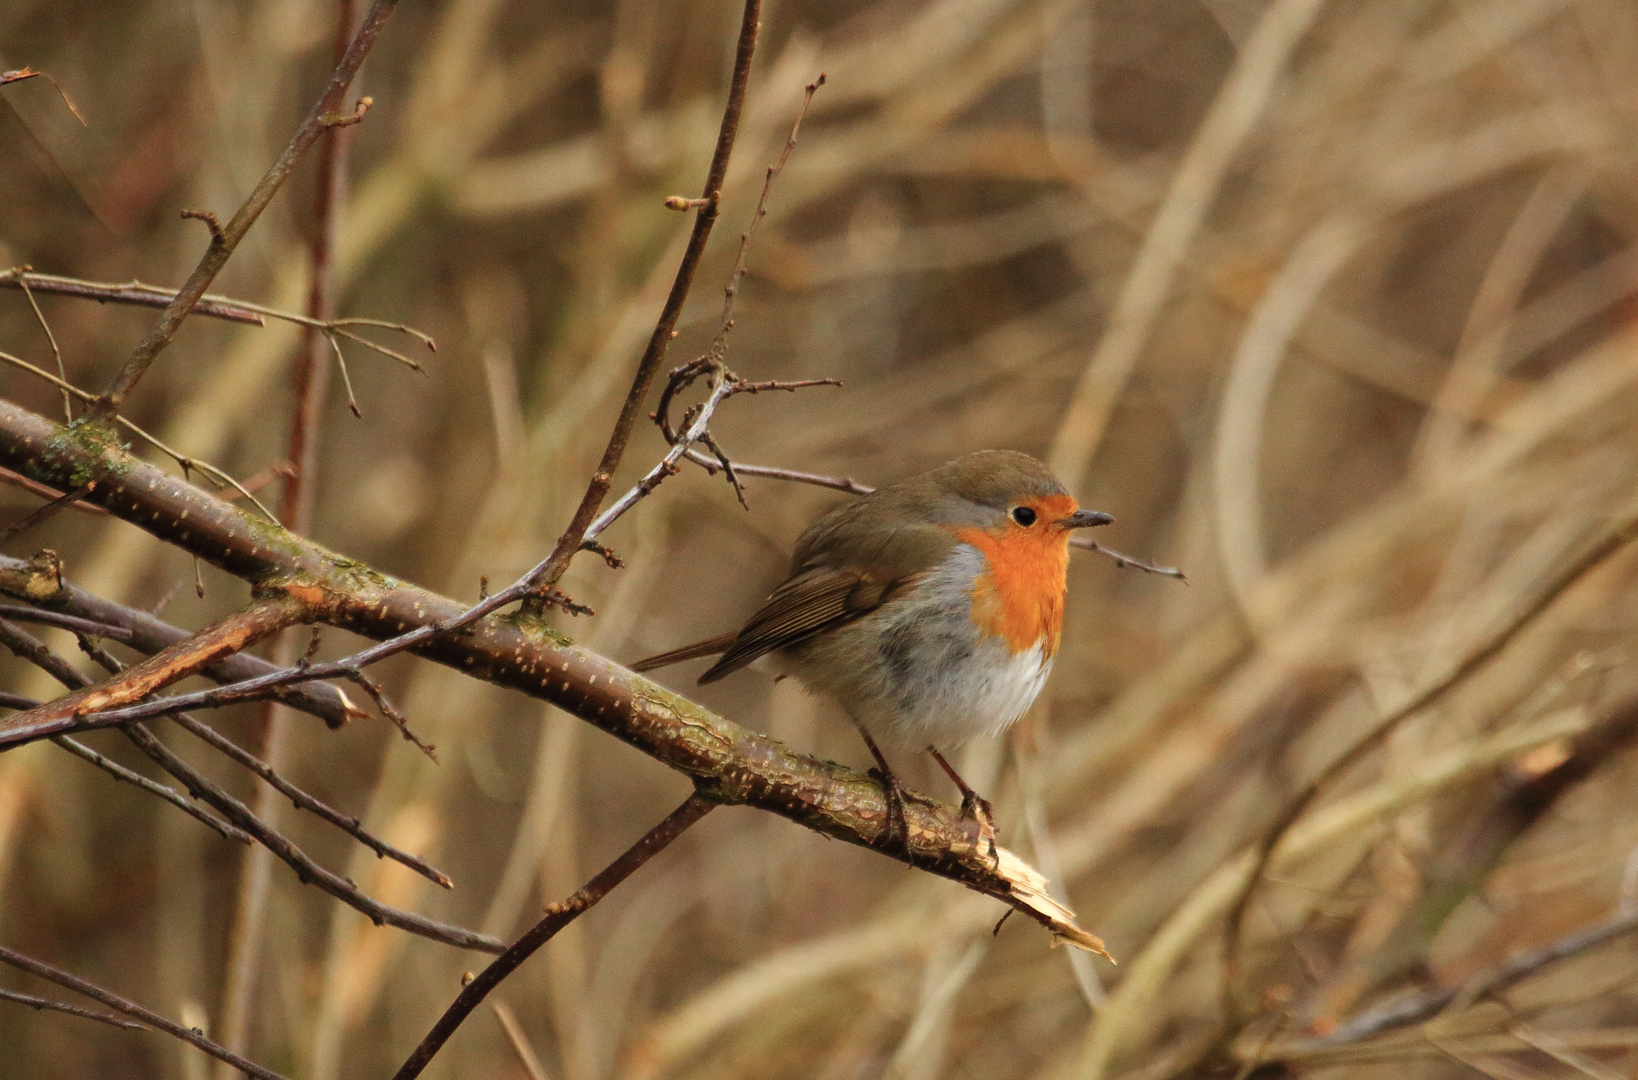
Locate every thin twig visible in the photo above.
<box><xmin>54</xmin><ymin>729</ymin><xmax>251</xmax><ymax>845</ymax></box>
<box><xmin>513</xmin><ymin>0</ymin><xmax>762</xmax><ymax>600</ymax></box>
<box><xmin>0</xmin><ymin>270</ymin><xmax>441</xmax><ymax>355</ymax></box>
<box><xmin>322</xmin><ymin>330</ymin><xmax>362</xmax><ymax>417</ymax></box>
<box><xmin>15</xmin><ymin>271</ymin><xmax>71</xmax><ymax>421</ymax></box>
<box><xmin>169</xmin><ymin>709</ymin><xmax>450</xmax><ymax>886</ymax></box>
<box><xmin>0</xmin><ymin>349</ymin><xmax>279</xmax><ymax>520</ymax></box>
<box><xmin>390</xmin><ymin>793</ymin><xmax>716</xmax><ymax>1080</ymax></box>
<box><xmin>341</xmin><ymin>666</ymin><xmax>436</xmax><ymax>759</ymax></box>
<box><xmin>0</xmin><ymin>483</ymin><xmax>93</xmax><ymax>546</ymax></box>
<box><xmin>0</xmin><ymin>945</ymin><xmax>290</xmax><ymax>1080</ymax></box>
<box><xmin>1069</xmin><ymin>536</ymin><xmax>1188</xmax><ymax>580</ymax></box>
<box><xmin>0</xmin><ymin>466</ymin><xmax>111</xmax><ymax>515</ymax></box>
<box><xmin>0</xmin><ymin>269</ymin><xmax>265</xmax><ymax>324</ymax></box>
<box><xmin>88</xmin><ymin>0</ymin><xmax>399</xmax><ymax>418</ymax></box>
<box><xmin>0</xmin><ymin>67</ymin><xmax>86</xmax><ymax>123</ymax></box>
<box><xmin>0</xmin><ymin>985</ymin><xmax>146</xmax><ymax>1030</ymax></box>
<box><xmin>710</xmin><ymin>74</ymin><xmax>826</xmax><ymax>356</ymax></box>
<box><xmin>0</xmin><ymin>604</ymin><xmax>130</xmax><ymax>641</ymax></box>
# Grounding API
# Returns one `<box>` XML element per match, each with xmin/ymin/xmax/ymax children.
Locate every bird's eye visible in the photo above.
<box><xmin>1010</xmin><ymin>506</ymin><xmax>1037</xmax><ymax>527</ymax></box>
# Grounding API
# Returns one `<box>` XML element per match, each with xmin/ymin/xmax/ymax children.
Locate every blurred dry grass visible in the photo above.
<box><xmin>2</xmin><ymin>0</ymin><xmax>1638</xmax><ymax>1077</ymax></box>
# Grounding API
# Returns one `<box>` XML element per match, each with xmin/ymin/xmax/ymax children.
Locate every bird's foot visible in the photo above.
<box><xmin>928</xmin><ymin>745</ymin><xmax>1000</xmax><ymax>868</ymax></box>
<box><xmin>866</xmin><ymin>765</ymin><xmax>910</xmax><ymax>851</ymax></box>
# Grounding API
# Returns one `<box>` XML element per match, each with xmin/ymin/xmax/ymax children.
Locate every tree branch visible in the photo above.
<box><xmin>519</xmin><ymin>0</ymin><xmax>762</xmax><ymax>600</ymax></box>
<box><xmin>0</xmin><ymin>600</ymin><xmax>307</xmax><ymax>742</ymax></box>
<box><xmin>0</xmin><ymin>985</ymin><xmax>146</xmax><ymax>1031</ymax></box>
<box><xmin>0</xmin><ymin>552</ymin><xmax>359</xmax><ymax>728</ymax></box>
<box><xmin>0</xmin><ymin>268</ymin><xmax>267</xmax><ymax>325</ymax></box>
<box><xmin>390</xmin><ymin>793</ymin><xmax>717</xmax><ymax>1080</ymax></box>
<box><xmin>88</xmin><ymin>0</ymin><xmax>399</xmax><ymax>418</ymax></box>
<box><xmin>0</xmin><ymin>944</ymin><xmax>290</xmax><ymax>1080</ymax></box>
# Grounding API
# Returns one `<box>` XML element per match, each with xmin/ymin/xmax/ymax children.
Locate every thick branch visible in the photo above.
<box><xmin>0</xmin><ymin>398</ymin><xmax>1106</xmax><ymax>952</ymax></box>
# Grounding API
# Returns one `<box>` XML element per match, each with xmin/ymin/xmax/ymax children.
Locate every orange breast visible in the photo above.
<box><xmin>956</xmin><ymin>494</ymin><xmax>1075</xmax><ymax>657</ymax></box>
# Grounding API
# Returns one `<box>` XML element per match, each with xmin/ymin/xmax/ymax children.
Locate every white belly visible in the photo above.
<box><xmin>782</xmin><ymin>544</ymin><xmax>1056</xmax><ymax>747</ymax></box>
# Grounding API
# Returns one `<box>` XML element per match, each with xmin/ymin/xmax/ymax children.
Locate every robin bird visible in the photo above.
<box><xmin>631</xmin><ymin>449</ymin><xmax>1112</xmax><ymax>844</ymax></box>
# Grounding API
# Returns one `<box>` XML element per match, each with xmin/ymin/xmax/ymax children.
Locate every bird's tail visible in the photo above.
<box><xmin>628</xmin><ymin>632</ymin><xmax>739</xmax><ymax>674</ymax></box>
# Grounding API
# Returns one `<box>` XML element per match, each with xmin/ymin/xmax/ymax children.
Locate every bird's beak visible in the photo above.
<box><xmin>1057</xmin><ymin>508</ymin><xmax>1114</xmax><ymax>530</ymax></box>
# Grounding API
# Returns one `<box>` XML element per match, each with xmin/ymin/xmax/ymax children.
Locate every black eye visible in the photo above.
<box><xmin>1010</xmin><ymin>506</ymin><xmax>1037</xmax><ymax>526</ymax></box>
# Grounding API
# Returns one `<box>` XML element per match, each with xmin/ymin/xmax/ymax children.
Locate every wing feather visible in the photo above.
<box><xmin>697</xmin><ymin>567</ymin><xmax>912</xmax><ymax>683</ymax></box>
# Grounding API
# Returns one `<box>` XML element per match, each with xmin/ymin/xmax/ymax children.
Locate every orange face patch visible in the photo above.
<box><xmin>955</xmin><ymin>493</ymin><xmax>1077</xmax><ymax>657</ymax></box>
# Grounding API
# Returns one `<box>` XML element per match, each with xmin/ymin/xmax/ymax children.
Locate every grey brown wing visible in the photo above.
<box><xmin>697</xmin><ymin>567</ymin><xmax>911</xmax><ymax>684</ymax></box>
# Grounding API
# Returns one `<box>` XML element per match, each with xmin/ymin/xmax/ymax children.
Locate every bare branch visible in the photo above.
<box><xmin>0</xmin><ymin>600</ymin><xmax>307</xmax><ymax>743</ymax></box>
<box><xmin>14</xmin><ymin>270</ymin><xmax>71</xmax><ymax>420</ymax></box>
<box><xmin>0</xmin><ymin>620</ymin><xmax>251</xmax><ymax>843</ymax></box>
<box><xmin>0</xmin><ymin>269</ymin><xmax>267</xmax><ymax>325</ymax></box>
<box><xmin>390</xmin><ymin>794</ymin><xmax>717</xmax><ymax>1080</ymax></box>
<box><xmin>0</xmin><ymin>985</ymin><xmax>145</xmax><ymax>1030</ymax></box>
<box><xmin>1069</xmin><ymin>536</ymin><xmax>1188</xmax><ymax>580</ymax></box>
<box><xmin>170</xmin><ymin>710</ymin><xmax>452</xmax><ymax>888</ymax></box>
<box><xmin>88</xmin><ymin>0</ymin><xmax>399</xmax><ymax>418</ymax></box>
<box><xmin>0</xmin><ymin>944</ymin><xmax>290</xmax><ymax>1080</ymax></box>
<box><xmin>710</xmin><ymin>74</ymin><xmax>826</xmax><ymax>356</ymax></box>
<box><xmin>0</xmin><ymin>552</ymin><xmax>358</xmax><ymax>729</ymax></box>
<box><xmin>516</xmin><ymin>0</ymin><xmax>763</xmax><ymax>601</ymax></box>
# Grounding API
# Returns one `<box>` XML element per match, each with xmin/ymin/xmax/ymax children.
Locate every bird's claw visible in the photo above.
<box><xmin>960</xmin><ymin>790</ymin><xmax>1001</xmax><ymax>868</ymax></box>
<box><xmin>867</xmin><ymin>766</ymin><xmax>910</xmax><ymax>851</ymax></box>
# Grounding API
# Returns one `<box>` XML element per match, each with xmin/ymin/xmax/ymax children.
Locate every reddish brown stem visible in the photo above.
<box><xmin>390</xmin><ymin>793</ymin><xmax>717</xmax><ymax>1080</ymax></box>
<box><xmin>0</xmin><ymin>600</ymin><xmax>306</xmax><ymax>742</ymax></box>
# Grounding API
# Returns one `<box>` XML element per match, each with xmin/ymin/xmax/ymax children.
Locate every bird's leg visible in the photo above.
<box><xmin>853</xmin><ymin>723</ymin><xmax>909</xmax><ymax>851</ymax></box>
<box><xmin>927</xmin><ymin>745</ymin><xmax>998</xmax><ymax>865</ymax></box>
